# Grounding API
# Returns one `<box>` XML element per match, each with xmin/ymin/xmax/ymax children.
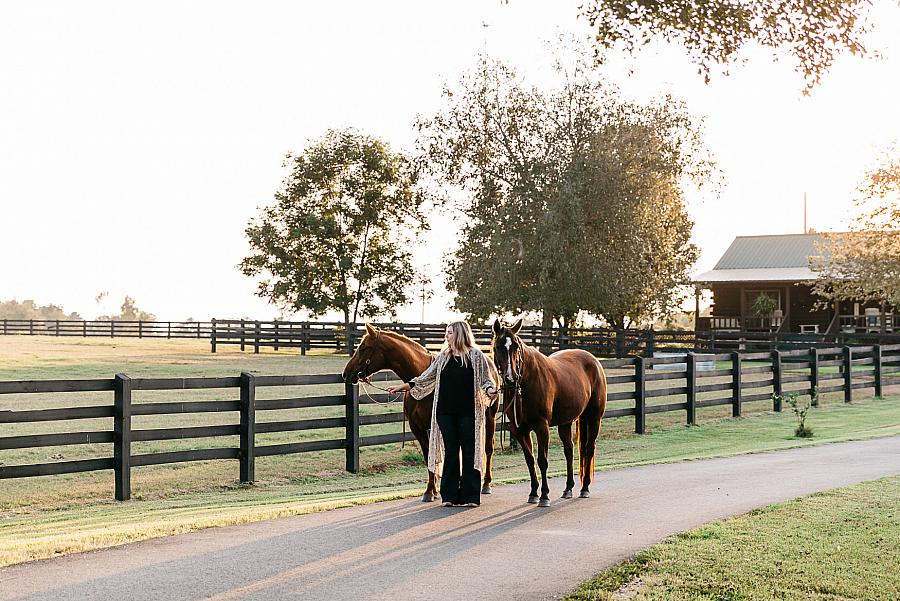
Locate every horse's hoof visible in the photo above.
<box><xmin>422</xmin><ymin>493</ymin><xmax>437</xmax><ymax>502</ymax></box>
<box><xmin>527</xmin><ymin>495</ymin><xmax>539</xmax><ymax>504</ymax></box>
<box><xmin>579</xmin><ymin>490</ymin><xmax>590</xmax><ymax>498</ymax></box>
<box><xmin>561</xmin><ymin>490</ymin><xmax>573</xmax><ymax>499</ymax></box>
<box><xmin>538</xmin><ymin>498</ymin><xmax>551</xmax><ymax>508</ymax></box>
<box><xmin>481</xmin><ymin>485</ymin><xmax>492</xmax><ymax>495</ymax></box>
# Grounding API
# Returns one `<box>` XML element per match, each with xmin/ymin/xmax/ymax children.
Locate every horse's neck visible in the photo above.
<box><xmin>521</xmin><ymin>344</ymin><xmax>550</xmax><ymax>388</ymax></box>
<box><xmin>383</xmin><ymin>335</ymin><xmax>432</xmax><ymax>381</ymax></box>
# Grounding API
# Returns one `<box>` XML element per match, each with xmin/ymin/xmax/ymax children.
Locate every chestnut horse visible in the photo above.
<box><xmin>341</xmin><ymin>323</ymin><xmax>500</xmax><ymax>502</ymax></box>
<box><xmin>491</xmin><ymin>318</ymin><xmax>607</xmax><ymax>507</ymax></box>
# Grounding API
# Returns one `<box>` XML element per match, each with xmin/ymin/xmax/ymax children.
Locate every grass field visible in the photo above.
<box><xmin>565</xmin><ymin>476</ymin><xmax>900</xmax><ymax>600</ymax></box>
<box><xmin>1</xmin><ymin>335</ymin><xmax>898</xmax><ymax>567</ymax></box>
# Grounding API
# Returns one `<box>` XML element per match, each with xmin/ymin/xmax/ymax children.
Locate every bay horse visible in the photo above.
<box><xmin>341</xmin><ymin>323</ymin><xmax>501</xmax><ymax>502</ymax></box>
<box><xmin>491</xmin><ymin>318</ymin><xmax>607</xmax><ymax>507</ymax></box>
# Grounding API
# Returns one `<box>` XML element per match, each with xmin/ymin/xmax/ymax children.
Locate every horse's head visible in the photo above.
<box><xmin>491</xmin><ymin>317</ymin><xmax>525</xmax><ymax>388</ymax></box>
<box><xmin>342</xmin><ymin>323</ymin><xmax>389</xmax><ymax>383</ymax></box>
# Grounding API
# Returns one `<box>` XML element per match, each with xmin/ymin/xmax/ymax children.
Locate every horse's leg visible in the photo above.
<box><xmin>482</xmin><ymin>405</ymin><xmax>497</xmax><ymax>495</ymax></box>
<box><xmin>579</xmin><ymin>414</ymin><xmax>601</xmax><ymax>498</ymax></box>
<box><xmin>408</xmin><ymin>400</ymin><xmax>437</xmax><ymax>502</ymax></box>
<box><xmin>558</xmin><ymin>422</ymin><xmax>575</xmax><ymax>499</ymax></box>
<box><xmin>535</xmin><ymin>420</ymin><xmax>552</xmax><ymax>507</ymax></box>
<box><xmin>518</xmin><ymin>429</ymin><xmax>540</xmax><ymax>504</ymax></box>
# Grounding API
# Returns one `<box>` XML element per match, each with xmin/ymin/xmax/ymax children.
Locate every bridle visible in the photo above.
<box><xmin>493</xmin><ymin>332</ymin><xmax>526</xmax><ymax>431</ymax></box>
<box><xmin>350</xmin><ymin>337</ymin><xmax>408</xmax><ymax>447</ymax></box>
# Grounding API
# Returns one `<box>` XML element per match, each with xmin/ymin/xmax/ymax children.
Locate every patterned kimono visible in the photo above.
<box><xmin>408</xmin><ymin>347</ymin><xmax>500</xmax><ymax>477</ymax></box>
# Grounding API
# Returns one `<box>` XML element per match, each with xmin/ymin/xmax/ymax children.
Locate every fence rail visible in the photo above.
<box><xmin>5</xmin><ymin>318</ymin><xmax>900</xmax><ymax>357</ymax></box>
<box><xmin>209</xmin><ymin>319</ymin><xmax>900</xmax><ymax>357</ymax></box>
<box><xmin>0</xmin><ymin>319</ymin><xmax>211</xmax><ymax>339</ymax></box>
<box><xmin>2</xmin><ymin>344</ymin><xmax>898</xmax><ymax>500</ymax></box>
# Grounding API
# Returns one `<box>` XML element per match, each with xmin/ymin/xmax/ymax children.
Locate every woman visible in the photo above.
<box><xmin>388</xmin><ymin>321</ymin><xmax>499</xmax><ymax>507</ymax></box>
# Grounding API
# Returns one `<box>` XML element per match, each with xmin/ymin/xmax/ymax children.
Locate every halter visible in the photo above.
<box><xmin>352</xmin><ymin>335</ymin><xmax>409</xmax><ymax>448</ymax></box>
<box><xmin>493</xmin><ymin>332</ymin><xmax>526</xmax><ymax>431</ymax></box>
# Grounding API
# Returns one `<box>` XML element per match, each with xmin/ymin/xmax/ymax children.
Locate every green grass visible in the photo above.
<box><xmin>565</xmin><ymin>476</ymin><xmax>900</xmax><ymax>600</ymax></box>
<box><xmin>1</xmin><ymin>335</ymin><xmax>898</xmax><ymax>568</ymax></box>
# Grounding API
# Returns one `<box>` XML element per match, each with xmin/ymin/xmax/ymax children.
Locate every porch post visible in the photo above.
<box><xmin>693</xmin><ymin>286</ymin><xmax>701</xmax><ymax>332</ymax></box>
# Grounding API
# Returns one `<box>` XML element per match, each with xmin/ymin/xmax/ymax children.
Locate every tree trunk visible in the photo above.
<box><xmin>540</xmin><ymin>308</ymin><xmax>554</xmax><ymax>354</ymax></box>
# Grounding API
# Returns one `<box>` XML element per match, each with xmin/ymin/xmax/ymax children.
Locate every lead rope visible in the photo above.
<box><xmin>358</xmin><ymin>376</ymin><xmax>408</xmax><ymax>449</ymax></box>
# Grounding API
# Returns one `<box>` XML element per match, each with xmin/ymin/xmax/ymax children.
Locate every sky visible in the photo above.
<box><xmin>2</xmin><ymin>1</ymin><xmax>899</xmax><ymax>323</ymax></box>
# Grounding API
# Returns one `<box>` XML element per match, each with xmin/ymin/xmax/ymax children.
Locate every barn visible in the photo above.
<box><xmin>693</xmin><ymin>233</ymin><xmax>894</xmax><ymax>334</ymax></box>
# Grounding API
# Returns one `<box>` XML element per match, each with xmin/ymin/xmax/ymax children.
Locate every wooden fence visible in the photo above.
<box><xmin>0</xmin><ymin>319</ymin><xmax>211</xmax><ymax>339</ymax></box>
<box><xmin>2</xmin><ymin>344</ymin><xmax>898</xmax><ymax>501</ymax></box>
<box><xmin>4</xmin><ymin>318</ymin><xmax>899</xmax><ymax>357</ymax></box>
<box><xmin>209</xmin><ymin>319</ymin><xmax>900</xmax><ymax>357</ymax></box>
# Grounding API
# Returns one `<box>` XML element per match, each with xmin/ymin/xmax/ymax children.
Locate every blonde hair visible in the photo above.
<box><xmin>443</xmin><ymin>321</ymin><xmax>477</xmax><ymax>367</ymax></box>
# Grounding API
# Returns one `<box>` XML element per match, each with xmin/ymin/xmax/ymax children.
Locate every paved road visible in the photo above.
<box><xmin>2</xmin><ymin>437</ymin><xmax>898</xmax><ymax>601</ymax></box>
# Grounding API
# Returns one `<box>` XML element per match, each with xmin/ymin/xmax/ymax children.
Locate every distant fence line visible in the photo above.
<box><xmin>1</xmin><ymin>344</ymin><xmax>898</xmax><ymax>501</ymax></box>
<box><xmin>207</xmin><ymin>319</ymin><xmax>900</xmax><ymax>357</ymax></box>
<box><xmin>0</xmin><ymin>319</ymin><xmax>211</xmax><ymax>339</ymax></box>
<box><xmin>3</xmin><ymin>318</ymin><xmax>900</xmax><ymax>358</ymax></box>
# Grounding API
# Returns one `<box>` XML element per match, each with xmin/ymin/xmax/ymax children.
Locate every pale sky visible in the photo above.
<box><xmin>2</xmin><ymin>1</ymin><xmax>899</xmax><ymax>322</ymax></box>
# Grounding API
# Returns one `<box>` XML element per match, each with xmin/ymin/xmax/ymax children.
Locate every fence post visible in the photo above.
<box><xmin>615</xmin><ymin>329</ymin><xmax>624</xmax><ymax>359</ymax></box>
<box><xmin>210</xmin><ymin>318</ymin><xmax>217</xmax><ymax>353</ymax></box>
<box><xmin>686</xmin><ymin>352</ymin><xmax>697</xmax><ymax>425</ymax></box>
<box><xmin>646</xmin><ymin>330</ymin><xmax>656</xmax><ymax>358</ymax></box>
<box><xmin>82</xmin><ymin>320</ymin><xmax>87</xmax><ymax>337</ymax></box>
<box><xmin>240</xmin><ymin>319</ymin><xmax>245</xmax><ymax>351</ymax></box>
<box><xmin>55</xmin><ymin>320</ymin><xmax>60</xmax><ymax>336</ymax></box>
<box><xmin>347</xmin><ymin>323</ymin><xmax>356</xmax><ymax>354</ymax></box>
<box><xmin>345</xmin><ymin>379</ymin><xmax>360</xmax><ymax>473</ymax></box>
<box><xmin>273</xmin><ymin>320</ymin><xmax>279</xmax><ymax>351</ymax></box>
<box><xmin>809</xmin><ymin>347</ymin><xmax>819</xmax><ymax>406</ymax></box>
<box><xmin>873</xmin><ymin>345</ymin><xmax>883</xmax><ymax>398</ymax></box>
<box><xmin>110</xmin><ymin>320</ymin><xmax>115</xmax><ymax>338</ymax></box>
<box><xmin>196</xmin><ymin>321</ymin><xmax>201</xmax><ymax>339</ymax></box>
<box><xmin>843</xmin><ymin>346</ymin><xmax>853</xmax><ymax>403</ymax></box>
<box><xmin>772</xmin><ymin>350</ymin><xmax>782</xmax><ymax>412</ymax></box>
<box><xmin>3</xmin><ymin>319</ymin><xmax>6</xmax><ymax>335</ymax></box>
<box><xmin>138</xmin><ymin>320</ymin><xmax>143</xmax><ymax>339</ymax></box>
<box><xmin>29</xmin><ymin>319</ymin><xmax>33</xmax><ymax>335</ymax></box>
<box><xmin>239</xmin><ymin>372</ymin><xmax>256</xmax><ymax>483</ymax></box>
<box><xmin>254</xmin><ymin>321</ymin><xmax>261</xmax><ymax>354</ymax></box>
<box><xmin>731</xmin><ymin>351</ymin><xmax>742</xmax><ymax>418</ymax></box>
<box><xmin>634</xmin><ymin>357</ymin><xmax>646</xmax><ymax>434</ymax></box>
<box><xmin>301</xmin><ymin>321</ymin><xmax>309</xmax><ymax>356</ymax></box>
<box><xmin>114</xmin><ymin>373</ymin><xmax>132</xmax><ymax>501</ymax></box>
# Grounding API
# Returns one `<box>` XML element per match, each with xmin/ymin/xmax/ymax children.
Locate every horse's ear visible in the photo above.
<box><xmin>365</xmin><ymin>323</ymin><xmax>378</xmax><ymax>337</ymax></box>
<box><xmin>492</xmin><ymin>319</ymin><xmax>503</xmax><ymax>336</ymax></box>
<box><xmin>510</xmin><ymin>318</ymin><xmax>523</xmax><ymax>334</ymax></box>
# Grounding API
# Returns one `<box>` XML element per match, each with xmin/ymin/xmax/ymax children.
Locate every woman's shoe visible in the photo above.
<box><xmin>464</xmin><ymin>502</ymin><xmax>479</xmax><ymax>507</ymax></box>
<box><xmin>442</xmin><ymin>501</ymin><xmax>454</xmax><ymax>507</ymax></box>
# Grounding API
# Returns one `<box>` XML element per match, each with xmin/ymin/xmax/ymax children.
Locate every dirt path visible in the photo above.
<box><xmin>1</xmin><ymin>436</ymin><xmax>898</xmax><ymax>601</ymax></box>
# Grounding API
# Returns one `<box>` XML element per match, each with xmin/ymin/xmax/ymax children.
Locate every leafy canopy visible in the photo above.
<box><xmin>581</xmin><ymin>0</ymin><xmax>875</xmax><ymax>93</ymax></box>
<box><xmin>418</xmin><ymin>42</ymin><xmax>714</xmax><ymax>328</ymax></box>
<box><xmin>240</xmin><ymin>129</ymin><xmax>428</xmax><ymax>322</ymax></box>
<box><xmin>811</xmin><ymin>144</ymin><xmax>900</xmax><ymax>307</ymax></box>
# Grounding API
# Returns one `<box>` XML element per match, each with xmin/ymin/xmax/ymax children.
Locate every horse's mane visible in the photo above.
<box><xmin>367</xmin><ymin>329</ymin><xmax>433</xmax><ymax>356</ymax></box>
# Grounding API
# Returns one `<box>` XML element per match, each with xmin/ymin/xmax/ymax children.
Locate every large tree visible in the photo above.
<box><xmin>418</xmin><ymin>45</ymin><xmax>713</xmax><ymax>329</ymax></box>
<box><xmin>581</xmin><ymin>0</ymin><xmax>875</xmax><ymax>92</ymax></box>
<box><xmin>811</xmin><ymin>145</ymin><xmax>900</xmax><ymax>307</ymax></box>
<box><xmin>240</xmin><ymin>129</ymin><xmax>428</xmax><ymax>322</ymax></box>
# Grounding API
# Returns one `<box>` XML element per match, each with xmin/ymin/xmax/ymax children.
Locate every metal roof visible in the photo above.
<box><xmin>714</xmin><ymin>234</ymin><xmax>828</xmax><ymax>269</ymax></box>
<box><xmin>694</xmin><ymin>233</ymin><xmax>840</xmax><ymax>284</ymax></box>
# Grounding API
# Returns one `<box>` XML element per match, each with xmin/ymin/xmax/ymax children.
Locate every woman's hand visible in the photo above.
<box><xmin>387</xmin><ymin>383</ymin><xmax>411</xmax><ymax>394</ymax></box>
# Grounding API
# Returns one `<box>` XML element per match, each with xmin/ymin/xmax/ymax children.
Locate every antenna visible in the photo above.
<box><xmin>803</xmin><ymin>192</ymin><xmax>807</xmax><ymax>234</ymax></box>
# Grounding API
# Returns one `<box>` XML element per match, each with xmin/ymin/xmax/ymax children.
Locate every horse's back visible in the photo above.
<box><xmin>545</xmin><ymin>349</ymin><xmax>606</xmax><ymax>424</ymax></box>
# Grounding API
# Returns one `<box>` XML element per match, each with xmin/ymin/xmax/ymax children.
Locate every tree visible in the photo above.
<box><xmin>240</xmin><ymin>129</ymin><xmax>428</xmax><ymax>323</ymax></box>
<box><xmin>418</xmin><ymin>43</ymin><xmax>712</xmax><ymax>330</ymax></box>
<box><xmin>0</xmin><ymin>299</ymin><xmax>82</xmax><ymax>321</ymax></box>
<box><xmin>96</xmin><ymin>296</ymin><xmax>156</xmax><ymax>321</ymax></box>
<box><xmin>581</xmin><ymin>0</ymin><xmax>875</xmax><ymax>92</ymax></box>
<box><xmin>811</xmin><ymin>145</ymin><xmax>900</xmax><ymax>307</ymax></box>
